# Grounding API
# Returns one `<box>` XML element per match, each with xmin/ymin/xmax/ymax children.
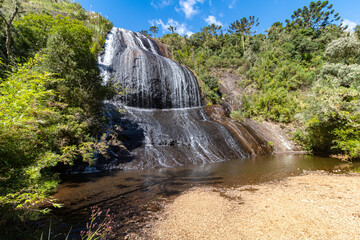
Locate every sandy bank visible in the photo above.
<box><xmin>150</xmin><ymin>172</ymin><xmax>360</xmax><ymax>240</ymax></box>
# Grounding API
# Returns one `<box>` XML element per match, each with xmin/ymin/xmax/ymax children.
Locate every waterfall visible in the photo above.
<box><xmin>98</xmin><ymin>28</ymin><xmax>201</xmax><ymax>109</ymax></box>
<box><xmin>97</xmin><ymin>27</ymin><xmax>267</xmax><ymax>170</ymax></box>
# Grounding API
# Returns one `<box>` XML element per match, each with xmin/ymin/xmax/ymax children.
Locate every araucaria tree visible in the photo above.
<box><xmin>140</xmin><ymin>30</ymin><xmax>150</xmax><ymax>37</ymax></box>
<box><xmin>150</xmin><ymin>25</ymin><xmax>159</xmax><ymax>38</ymax></box>
<box><xmin>168</xmin><ymin>25</ymin><xmax>177</xmax><ymax>34</ymax></box>
<box><xmin>285</xmin><ymin>0</ymin><xmax>341</xmax><ymax>33</ymax></box>
<box><xmin>228</xmin><ymin>16</ymin><xmax>259</xmax><ymax>52</ymax></box>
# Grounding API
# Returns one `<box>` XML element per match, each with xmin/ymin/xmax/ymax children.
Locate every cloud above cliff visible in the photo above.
<box><xmin>149</xmin><ymin>18</ymin><xmax>194</xmax><ymax>36</ymax></box>
<box><xmin>205</xmin><ymin>15</ymin><xmax>223</xmax><ymax>26</ymax></box>
<box><xmin>342</xmin><ymin>19</ymin><xmax>358</xmax><ymax>32</ymax></box>
<box><xmin>151</xmin><ymin>0</ymin><xmax>173</xmax><ymax>8</ymax></box>
<box><xmin>176</xmin><ymin>0</ymin><xmax>205</xmax><ymax>19</ymax></box>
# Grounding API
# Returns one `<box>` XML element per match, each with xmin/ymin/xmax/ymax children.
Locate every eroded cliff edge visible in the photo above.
<box><xmin>209</xmin><ymin>69</ymin><xmax>301</xmax><ymax>153</ymax></box>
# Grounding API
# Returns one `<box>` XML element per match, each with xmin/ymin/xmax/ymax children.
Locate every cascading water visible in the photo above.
<box><xmin>98</xmin><ymin>28</ymin><xmax>201</xmax><ymax>109</ymax></box>
<box><xmin>97</xmin><ymin>28</ymin><xmax>268</xmax><ymax>170</ymax></box>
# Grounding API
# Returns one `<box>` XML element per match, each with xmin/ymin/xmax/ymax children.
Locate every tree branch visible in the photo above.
<box><xmin>0</xmin><ymin>8</ymin><xmax>9</xmax><ymax>25</ymax></box>
<box><xmin>8</xmin><ymin>0</ymin><xmax>19</xmax><ymax>25</ymax></box>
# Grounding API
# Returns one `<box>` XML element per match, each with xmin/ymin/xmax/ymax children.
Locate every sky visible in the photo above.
<box><xmin>75</xmin><ymin>0</ymin><xmax>360</xmax><ymax>36</ymax></box>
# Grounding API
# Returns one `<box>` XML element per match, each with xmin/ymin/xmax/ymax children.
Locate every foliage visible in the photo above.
<box><xmin>39</xmin><ymin>206</ymin><xmax>114</xmax><ymax>240</ymax></box>
<box><xmin>168</xmin><ymin>25</ymin><xmax>177</xmax><ymax>33</ymax></box>
<box><xmin>80</xmin><ymin>206</ymin><xmax>114</xmax><ymax>240</ymax></box>
<box><xmin>0</xmin><ymin>57</ymin><xmax>104</xmax><ymax>217</ymax></box>
<box><xmin>241</xmin><ymin>88</ymin><xmax>298</xmax><ymax>123</ymax></box>
<box><xmin>296</xmin><ymin>37</ymin><xmax>360</xmax><ymax>159</ymax></box>
<box><xmin>13</xmin><ymin>14</ymin><xmax>55</xmax><ymax>58</ymax></box>
<box><xmin>199</xmin><ymin>75</ymin><xmax>221</xmax><ymax>104</ymax></box>
<box><xmin>355</xmin><ymin>25</ymin><xmax>360</xmax><ymax>40</ymax></box>
<box><xmin>23</xmin><ymin>0</ymin><xmax>88</xmax><ymax>20</ymax></box>
<box><xmin>228</xmin><ymin>16</ymin><xmax>259</xmax><ymax>51</ymax></box>
<box><xmin>1</xmin><ymin>1</ymin><xmax>113</xmax><ymax>63</ymax></box>
<box><xmin>149</xmin><ymin>25</ymin><xmax>159</xmax><ymax>38</ymax></box>
<box><xmin>0</xmin><ymin>0</ymin><xmax>23</xmax><ymax>60</ymax></box>
<box><xmin>285</xmin><ymin>0</ymin><xmax>341</xmax><ymax>33</ymax></box>
<box><xmin>0</xmin><ymin>0</ymin><xmax>115</xmax><ymax>234</ymax></box>
<box><xmin>239</xmin><ymin>29</ymin><xmax>321</xmax><ymax>122</ymax></box>
<box><xmin>324</xmin><ymin>36</ymin><xmax>360</xmax><ymax>64</ymax></box>
<box><xmin>230</xmin><ymin>110</ymin><xmax>244</xmax><ymax>121</ymax></box>
<box><xmin>40</xmin><ymin>16</ymin><xmax>112</xmax><ymax>114</ymax></box>
<box><xmin>139</xmin><ymin>29</ymin><xmax>150</xmax><ymax>37</ymax></box>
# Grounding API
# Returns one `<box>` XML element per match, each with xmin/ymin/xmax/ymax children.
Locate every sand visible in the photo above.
<box><xmin>150</xmin><ymin>172</ymin><xmax>360</xmax><ymax>240</ymax></box>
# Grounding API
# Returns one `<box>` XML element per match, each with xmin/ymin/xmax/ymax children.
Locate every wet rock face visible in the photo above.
<box><xmin>106</xmin><ymin>107</ymin><xmax>250</xmax><ymax>170</ymax></box>
<box><xmin>96</xmin><ymin>28</ymin><xmax>271</xmax><ymax>170</ymax></box>
<box><xmin>204</xmin><ymin>104</ymin><xmax>230</xmax><ymax>121</ymax></box>
<box><xmin>98</xmin><ymin>28</ymin><xmax>201</xmax><ymax>109</ymax></box>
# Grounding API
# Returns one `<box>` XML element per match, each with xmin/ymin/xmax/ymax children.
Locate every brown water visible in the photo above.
<box><xmin>52</xmin><ymin>154</ymin><xmax>355</xmax><ymax>238</ymax></box>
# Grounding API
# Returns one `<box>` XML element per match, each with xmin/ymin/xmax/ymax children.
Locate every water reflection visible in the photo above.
<box><xmin>52</xmin><ymin>154</ymin><xmax>355</xmax><ymax>238</ymax></box>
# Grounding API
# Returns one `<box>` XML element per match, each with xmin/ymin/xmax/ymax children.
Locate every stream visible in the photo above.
<box><xmin>52</xmin><ymin>154</ymin><xmax>355</xmax><ymax>238</ymax></box>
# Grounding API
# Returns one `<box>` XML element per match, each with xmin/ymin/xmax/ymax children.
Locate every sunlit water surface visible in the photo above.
<box><xmin>52</xmin><ymin>154</ymin><xmax>357</xmax><ymax>238</ymax></box>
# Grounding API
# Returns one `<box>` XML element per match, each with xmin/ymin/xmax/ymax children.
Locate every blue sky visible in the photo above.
<box><xmin>76</xmin><ymin>0</ymin><xmax>360</xmax><ymax>36</ymax></box>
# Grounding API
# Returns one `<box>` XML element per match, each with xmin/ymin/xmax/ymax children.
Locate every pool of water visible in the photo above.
<box><xmin>51</xmin><ymin>154</ymin><xmax>356</xmax><ymax>238</ymax></box>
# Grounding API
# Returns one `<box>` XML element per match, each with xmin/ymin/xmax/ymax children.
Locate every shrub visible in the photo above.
<box><xmin>199</xmin><ymin>75</ymin><xmax>222</xmax><ymax>104</ymax></box>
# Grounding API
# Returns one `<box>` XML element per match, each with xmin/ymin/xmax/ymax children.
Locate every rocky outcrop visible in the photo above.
<box><xmin>204</xmin><ymin>105</ymin><xmax>272</xmax><ymax>156</ymax></box>
<box><xmin>242</xmin><ymin>119</ymin><xmax>302</xmax><ymax>153</ymax></box>
<box><xmin>213</xmin><ymin>70</ymin><xmax>243</xmax><ymax>111</ymax></box>
<box><xmin>213</xmin><ymin>69</ymin><xmax>301</xmax><ymax>152</ymax></box>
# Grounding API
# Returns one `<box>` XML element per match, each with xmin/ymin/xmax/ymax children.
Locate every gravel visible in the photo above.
<box><xmin>150</xmin><ymin>172</ymin><xmax>360</xmax><ymax>240</ymax></box>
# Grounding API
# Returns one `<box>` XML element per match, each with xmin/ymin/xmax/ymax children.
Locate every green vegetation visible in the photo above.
<box><xmin>0</xmin><ymin>0</ymin><xmax>359</xmax><ymax>237</ymax></box>
<box><xmin>228</xmin><ymin>16</ymin><xmax>259</xmax><ymax>52</ymax></box>
<box><xmin>159</xmin><ymin>0</ymin><xmax>360</xmax><ymax>160</ymax></box>
<box><xmin>150</xmin><ymin>25</ymin><xmax>159</xmax><ymax>38</ymax></box>
<box><xmin>199</xmin><ymin>75</ymin><xmax>221</xmax><ymax>104</ymax></box>
<box><xmin>0</xmin><ymin>0</ymin><xmax>113</xmax><ymax>237</ymax></box>
<box><xmin>295</xmin><ymin>36</ymin><xmax>360</xmax><ymax>160</ymax></box>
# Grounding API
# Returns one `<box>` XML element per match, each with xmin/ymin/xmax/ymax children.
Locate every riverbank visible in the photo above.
<box><xmin>148</xmin><ymin>171</ymin><xmax>360</xmax><ymax>240</ymax></box>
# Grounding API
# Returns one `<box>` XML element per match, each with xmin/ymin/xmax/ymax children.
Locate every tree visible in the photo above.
<box><xmin>149</xmin><ymin>25</ymin><xmax>159</xmax><ymax>38</ymax></box>
<box><xmin>41</xmin><ymin>16</ymin><xmax>107</xmax><ymax>113</ymax></box>
<box><xmin>266</xmin><ymin>22</ymin><xmax>285</xmax><ymax>43</ymax></box>
<box><xmin>140</xmin><ymin>30</ymin><xmax>150</xmax><ymax>37</ymax></box>
<box><xmin>325</xmin><ymin>37</ymin><xmax>360</xmax><ymax>64</ymax></box>
<box><xmin>203</xmin><ymin>24</ymin><xmax>222</xmax><ymax>37</ymax></box>
<box><xmin>167</xmin><ymin>25</ymin><xmax>177</xmax><ymax>34</ymax></box>
<box><xmin>0</xmin><ymin>0</ymin><xmax>23</xmax><ymax>60</ymax></box>
<box><xmin>285</xmin><ymin>1</ymin><xmax>341</xmax><ymax>33</ymax></box>
<box><xmin>297</xmin><ymin>37</ymin><xmax>360</xmax><ymax>159</ymax></box>
<box><xmin>13</xmin><ymin>14</ymin><xmax>55</xmax><ymax>59</ymax></box>
<box><xmin>355</xmin><ymin>25</ymin><xmax>360</xmax><ymax>40</ymax></box>
<box><xmin>228</xmin><ymin>16</ymin><xmax>259</xmax><ymax>52</ymax></box>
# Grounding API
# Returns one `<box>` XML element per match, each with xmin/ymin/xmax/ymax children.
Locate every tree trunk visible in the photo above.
<box><xmin>241</xmin><ymin>34</ymin><xmax>245</xmax><ymax>53</ymax></box>
<box><xmin>0</xmin><ymin>0</ymin><xmax>20</xmax><ymax>61</ymax></box>
<box><xmin>5</xmin><ymin>23</ymin><xmax>12</xmax><ymax>60</ymax></box>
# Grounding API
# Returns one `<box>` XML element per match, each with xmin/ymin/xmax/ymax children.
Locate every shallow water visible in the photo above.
<box><xmin>52</xmin><ymin>154</ymin><xmax>355</xmax><ymax>238</ymax></box>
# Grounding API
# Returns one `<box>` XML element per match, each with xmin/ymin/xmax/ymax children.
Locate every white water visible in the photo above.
<box><xmin>98</xmin><ymin>27</ymin><xmax>201</xmax><ymax>109</ymax></box>
<box><xmin>96</xmin><ymin>28</ymin><xmax>256</xmax><ymax>170</ymax></box>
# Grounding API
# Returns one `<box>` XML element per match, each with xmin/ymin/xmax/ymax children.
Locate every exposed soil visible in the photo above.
<box><xmin>212</xmin><ymin>69</ymin><xmax>301</xmax><ymax>152</ymax></box>
<box><xmin>148</xmin><ymin>171</ymin><xmax>360</xmax><ymax>240</ymax></box>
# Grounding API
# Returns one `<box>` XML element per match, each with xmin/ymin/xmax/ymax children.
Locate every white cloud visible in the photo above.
<box><xmin>151</xmin><ymin>0</ymin><xmax>173</xmax><ymax>8</ymax></box>
<box><xmin>228</xmin><ymin>0</ymin><xmax>238</xmax><ymax>9</ymax></box>
<box><xmin>149</xmin><ymin>18</ymin><xmax>194</xmax><ymax>36</ymax></box>
<box><xmin>342</xmin><ymin>19</ymin><xmax>358</xmax><ymax>32</ymax></box>
<box><xmin>205</xmin><ymin>15</ymin><xmax>223</xmax><ymax>26</ymax></box>
<box><xmin>176</xmin><ymin>0</ymin><xmax>205</xmax><ymax>19</ymax></box>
